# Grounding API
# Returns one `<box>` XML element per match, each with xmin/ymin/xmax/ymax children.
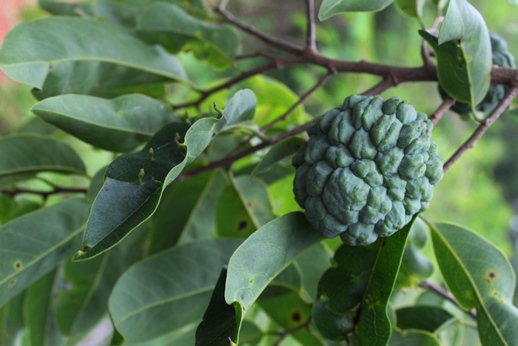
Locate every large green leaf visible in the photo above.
<box><xmin>216</xmin><ymin>175</ymin><xmax>275</xmax><ymax>238</ymax></box>
<box><xmin>0</xmin><ymin>17</ymin><xmax>186</xmax><ymax>99</ymax></box>
<box><xmin>31</xmin><ymin>94</ymin><xmax>181</xmax><ymax>153</ymax></box>
<box><xmin>195</xmin><ymin>267</ymin><xmax>241</xmax><ymax>346</ymax></box>
<box><xmin>0</xmin><ymin>198</ymin><xmax>90</xmax><ymax>308</ymax></box>
<box><xmin>420</xmin><ymin>0</ymin><xmax>491</xmax><ymax>107</ymax></box>
<box><xmin>313</xmin><ymin>218</ymin><xmax>414</xmax><ymax>343</ymax></box>
<box><xmin>431</xmin><ymin>222</ymin><xmax>518</xmax><ymax>346</ymax></box>
<box><xmin>54</xmin><ymin>223</ymin><xmax>146</xmax><ymax>337</ymax></box>
<box><xmin>108</xmin><ymin>239</ymin><xmax>242</xmax><ymax>343</ymax></box>
<box><xmin>77</xmin><ymin>89</ymin><xmax>256</xmax><ymax>260</ymax></box>
<box><xmin>389</xmin><ymin>329</ymin><xmax>441</xmax><ymax>346</ymax></box>
<box><xmin>0</xmin><ymin>292</ymin><xmax>26</xmax><ymax>346</ymax></box>
<box><xmin>23</xmin><ymin>269</ymin><xmax>65</xmax><ymax>346</ymax></box>
<box><xmin>319</xmin><ymin>0</ymin><xmax>394</xmax><ymax>20</ymax></box>
<box><xmin>224</xmin><ymin>212</ymin><xmax>322</xmax><ymax>340</ymax></box>
<box><xmin>137</xmin><ymin>2</ymin><xmax>240</xmax><ymax>69</ymax></box>
<box><xmin>0</xmin><ymin>135</ymin><xmax>86</xmax><ymax>179</ymax></box>
<box><xmin>396</xmin><ymin>306</ymin><xmax>454</xmax><ymax>332</ymax></box>
<box><xmin>214</xmin><ymin>89</ymin><xmax>256</xmax><ymax>134</ymax></box>
<box><xmin>251</xmin><ymin>137</ymin><xmax>305</xmax><ymax>177</ymax></box>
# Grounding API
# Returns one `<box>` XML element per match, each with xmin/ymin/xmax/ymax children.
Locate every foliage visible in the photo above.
<box><xmin>0</xmin><ymin>1</ymin><xmax>517</xmax><ymax>345</ymax></box>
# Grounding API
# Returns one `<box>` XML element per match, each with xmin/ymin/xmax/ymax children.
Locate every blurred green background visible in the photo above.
<box><xmin>1</xmin><ymin>0</ymin><xmax>517</xmax><ymax>258</ymax></box>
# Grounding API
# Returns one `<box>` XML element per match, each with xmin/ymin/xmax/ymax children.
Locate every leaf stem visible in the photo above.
<box><xmin>419</xmin><ymin>279</ymin><xmax>477</xmax><ymax>320</ymax></box>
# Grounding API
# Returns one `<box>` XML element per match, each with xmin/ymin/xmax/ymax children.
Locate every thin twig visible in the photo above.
<box><xmin>443</xmin><ymin>84</ymin><xmax>518</xmax><ymax>173</ymax></box>
<box><xmin>419</xmin><ymin>280</ymin><xmax>477</xmax><ymax>320</ymax></box>
<box><xmin>1</xmin><ymin>186</ymin><xmax>88</xmax><ymax>201</ymax></box>
<box><xmin>430</xmin><ymin>97</ymin><xmax>456</xmax><ymax>125</ymax></box>
<box><xmin>215</xmin><ymin>4</ymin><xmax>303</xmax><ymax>55</ymax></box>
<box><xmin>420</xmin><ymin>39</ymin><xmax>434</xmax><ymax>67</ymax></box>
<box><xmin>305</xmin><ymin>0</ymin><xmax>317</xmax><ymax>53</ymax></box>
<box><xmin>262</xmin><ymin>71</ymin><xmax>333</xmax><ymax>131</ymax></box>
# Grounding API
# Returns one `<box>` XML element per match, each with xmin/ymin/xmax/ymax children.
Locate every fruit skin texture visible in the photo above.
<box><xmin>443</xmin><ymin>33</ymin><xmax>516</xmax><ymax>116</ymax></box>
<box><xmin>292</xmin><ymin>95</ymin><xmax>443</xmax><ymax>246</ymax></box>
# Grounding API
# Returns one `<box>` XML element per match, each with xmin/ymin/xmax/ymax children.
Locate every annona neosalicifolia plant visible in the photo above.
<box><xmin>440</xmin><ymin>33</ymin><xmax>516</xmax><ymax>116</ymax></box>
<box><xmin>293</xmin><ymin>95</ymin><xmax>443</xmax><ymax>246</ymax></box>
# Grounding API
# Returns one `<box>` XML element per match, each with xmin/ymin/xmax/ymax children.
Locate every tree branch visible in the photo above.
<box><xmin>430</xmin><ymin>97</ymin><xmax>455</xmax><ymax>125</ymax></box>
<box><xmin>305</xmin><ymin>0</ymin><xmax>317</xmax><ymax>53</ymax></box>
<box><xmin>262</xmin><ymin>71</ymin><xmax>333</xmax><ymax>131</ymax></box>
<box><xmin>1</xmin><ymin>186</ymin><xmax>88</xmax><ymax>201</ymax></box>
<box><xmin>419</xmin><ymin>280</ymin><xmax>477</xmax><ymax>320</ymax></box>
<box><xmin>360</xmin><ymin>77</ymin><xmax>395</xmax><ymax>96</ymax></box>
<box><xmin>272</xmin><ymin>316</ymin><xmax>313</xmax><ymax>346</ymax></box>
<box><xmin>443</xmin><ymin>84</ymin><xmax>518</xmax><ymax>173</ymax></box>
<box><xmin>215</xmin><ymin>4</ymin><xmax>304</xmax><ymax>55</ymax></box>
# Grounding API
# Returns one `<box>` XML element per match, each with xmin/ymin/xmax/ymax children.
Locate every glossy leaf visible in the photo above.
<box><xmin>0</xmin><ymin>135</ymin><xmax>86</xmax><ymax>178</ymax></box>
<box><xmin>389</xmin><ymin>329</ymin><xmax>441</xmax><ymax>346</ymax></box>
<box><xmin>0</xmin><ymin>17</ymin><xmax>186</xmax><ymax>99</ymax></box>
<box><xmin>109</xmin><ymin>239</ymin><xmax>242</xmax><ymax>343</ymax></box>
<box><xmin>0</xmin><ymin>198</ymin><xmax>90</xmax><ymax>308</ymax></box>
<box><xmin>319</xmin><ymin>0</ymin><xmax>394</xmax><ymax>20</ymax></box>
<box><xmin>395</xmin><ymin>0</ymin><xmax>426</xmax><ymax>18</ymax></box>
<box><xmin>137</xmin><ymin>2</ymin><xmax>240</xmax><ymax>69</ymax></box>
<box><xmin>195</xmin><ymin>267</ymin><xmax>241</xmax><ymax>346</ymax></box>
<box><xmin>259</xmin><ymin>291</ymin><xmax>324</xmax><ymax>346</ymax></box>
<box><xmin>225</xmin><ymin>212</ymin><xmax>322</xmax><ymax>333</ymax></box>
<box><xmin>313</xmin><ymin>218</ymin><xmax>414</xmax><ymax>342</ymax></box>
<box><xmin>149</xmin><ymin>170</ymin><xmax>227</xmax><ymax>252</ymax></box>
<box><xmin>32</xmin><ymin>94</ymin><xmax>181</xmax><ymax>152</ymax></box>
<box><xmin>251</xmin><ymin>137</ymin><xmax>305</xmax><ymax>177</ymax></box>
<box><xmin>396</xmin><ymin>305</ymin><xmax>454</xmax><ymax>332</ymax></box>
<box><xmin>54</xmin><ymin>223</ymin><xmax>146</xmax><ymax>337</ymax></box>
<box><xmin>0</xmin><ymin>292</ymin><xmax>26</xmax><ymax>346</ymax></box>
<box><xmin>23</xmin><ymin>269</ymin><xmax>65</xmax><ymax>346</ymax></box>
<box><xmin>431</xmin><ymin>222</ymin><xmax>518</xmax><ymax>345</ymax></box>
<box><xmin>214</xmin><ymin>89</ymin><xmax>256</xmax><ymax>134</ymax></box>
<box><xmin>420</xmin><ymin>0</ymin><xmax>491</xmax><ymax>107</ymax></box>
<box><xmin>76</xmin><ymin>117</ymin><xmax>216</xmax><ymax>259</ymax></box>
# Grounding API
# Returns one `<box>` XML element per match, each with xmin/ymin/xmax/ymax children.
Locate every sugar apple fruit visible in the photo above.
<box><xmin>441</xmin><ymin>33</ymin><xmax>516</xmax><ymax>116</ymax></box>
<box><xmin>293</xmin><ymin>95</ymin><xmax>443</xmax><ymax>246</ymax></box>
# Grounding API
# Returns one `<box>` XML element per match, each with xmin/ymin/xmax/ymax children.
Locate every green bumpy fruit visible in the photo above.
<box><xmin>293</xmin><ymin>95</ymin><xmax>443</xmax><ymax>246</ymax></box>
<box><xmin>443</xmin><ymin>33</ymin><xmax>516</xmax><ymax>115</ymax></box>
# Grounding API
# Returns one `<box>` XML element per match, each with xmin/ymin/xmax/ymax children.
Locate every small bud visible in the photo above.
<box><xmin>148</xmin><ymin>147</ymin><xmax>155</xmax><ymax>160</ymax></box>
<box><xmin>137</xmin><ymin>168</ymin><xmax>145</xmax><ymax>184</ymax></box>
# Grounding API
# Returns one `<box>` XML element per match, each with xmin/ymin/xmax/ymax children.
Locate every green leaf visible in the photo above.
<box><xmin>396</xmin><ymin>306</ymin><xmax>454</xmax><ymax>332</ymax></box>
<box><xmin>54</xmin><ymin>223</ymin><xmax>146</xmax><ymax>337</ymax></box>
<box><xmin>420</xmin><ymin>0</ymin><xmax>491</xmax><ymax>106</ymax></box>
<box><xmin>294</xmin><ymin>243</ymin><xmax>332</xmax><ymax>301</ymax></box>
<box><xmin>0</xmin><ymin>198</ymin><xmax>90</xmax><ymax>308</ymax></box>
<box><xmin>395</xmin><ymin>0</ymin><xmax>425</xmax><ymax>19</ymax></box>
<box><xmin>225</xmin><ymin>212</ymin><xmax>322</xmax><ymax>333</ymax></box>
<box><xmin>76</xmin><ymin>117</ymin><xmax>218</xmax><ymax>260</ymax></box>
<box><xmin>258</xmin><ymin>291</ymin><xmax>325</xmax><ymax>346</ymax></box>
<box><xmin>389</xmin><ymin>329</ymin><xmax>441</xmax><ymax>346</ymax></box>
<box><xmin>195</xmin><ymin>267</ymin><xmax>241</xmax><ymax>346</ymax></box>
<box><xmin>319</xmin><ymin>0</ymin><xmax>394</xmax><ymax>20</ymax></box>
<box><xmin>31</xmin><ymin>94</ymin><xmax>181</xmax><ymax>153</ymax></box>
<box><xmin>108</xmin><ymin>238</ymin><xmax>242</xmax><ymax>343</ymax></box>
<box><xmin>0</xmin><ymin>135</ymin><xmax>86</xmax><ymax>179</ymax></box>
<box><xmin>137</xmin><ymin>2</ymin><xmax>240</xmax><ymax>69</ymax></box>
<box><xmin>23</xmin><ymin>269</ymin><xmax>65</xmax><ymax>346</ymax></box>
<box><xmin>214</xmin><ymin>89</ymin><xmax>256</xmax><ymax>134</ymax></box>
<box><xmin>313</xmin><ymin>218</ymin><xmax>414</xmax><ymax>342</ymax></box>
<box><xmin>0</xmin><ymin>195</ymin><xmax>40</xmax><ymax>225</ymax></box>
<box><xmin>0</xmin><ymin>292</ymin><xmax>26</xmax><ymax>346</ymax></box>
<box><xmin>0</xmin><ymin>17</ymin><xmax>186</xmax><ymax>99</ymax></box>
<box><xmin>431</xmin><ymin>222</ymin><xmax>518</xmax><ymax>346</ymax></box>
<box><xmin>251</xmin><ymin>137</ymin><xmax>305</xmax><ymax>177</ymax></box>
<box><xmin>38</xmin><ymin>0</ymin><xmax>95</xmax><ymax>16</ymax></box>
<box><xmin>149</xmin><ymin>169</ymin><xmax>227</xmax><ymax>253</ymax></box>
